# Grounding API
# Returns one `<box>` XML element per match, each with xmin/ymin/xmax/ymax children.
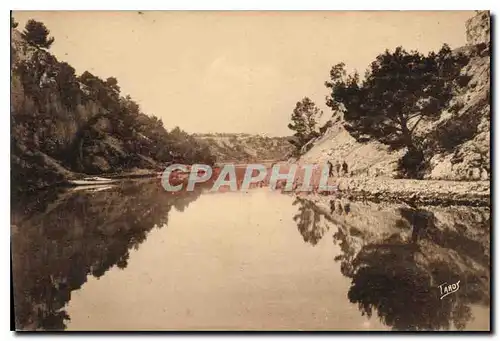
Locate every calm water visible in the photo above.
<box><xmin>11</xmin><ymin>179</ymin><xmax>490</xmax><ymax>331</ymax></box>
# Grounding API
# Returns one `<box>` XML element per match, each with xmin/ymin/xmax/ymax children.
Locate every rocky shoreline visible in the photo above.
<box><xmin>297</xmin><ymin>177</ymin><xmax>490</xmax><ymax>207</ymax></box>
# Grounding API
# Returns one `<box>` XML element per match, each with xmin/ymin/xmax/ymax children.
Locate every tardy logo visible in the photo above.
<box><xmin>438</xmin><ymin>280</ymin><xmax>460</xmax><ymax>300</ymax></box>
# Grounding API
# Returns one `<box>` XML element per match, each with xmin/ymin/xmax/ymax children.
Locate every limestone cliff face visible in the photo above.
<box><xmin>298</xmin><ymin>12</ymin><xmax>490</xmax><ymax>181</ymax></box>
<box><xmin>297</xmin><ymin>114</ymin><xmax>402</xmax><ymax>177</ymax></box>
<box><xmin>194</xmin><ymin>133</ymin><xmax>293</xmax><ymax>162</ymax></box>
<box><xmin>425</xmin><ymin>11</ymin><xmax>490</xmax><ymax>180</ymax></box>
<box><xmin>11</xmin><ymin>27</ymin><xmax>216</xmax><ymax>190</ymax></box>
<box><xmin>426</xmin><ymin>41</ymin><xmax>490</xmax><ymax>180</ymax></box>
<box><xmin>466</xmin><ymin>11</ymin><xmax>490</xmax><ymax>46</ymax></box>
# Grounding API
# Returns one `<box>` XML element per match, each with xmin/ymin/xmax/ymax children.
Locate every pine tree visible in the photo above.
<box><xmin>288</xmin><ymin>97</ymin><xmax>322</xmax><ymax>153</ymax></box>
<box><xmin>22</xmin><ymin>19</ymin><xmax>55</xmax><ymax>49</ymax></box>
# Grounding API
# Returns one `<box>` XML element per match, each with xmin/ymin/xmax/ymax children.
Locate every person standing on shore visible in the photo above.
<box><xmin>342</xmin><ymin>161</ymin><xmax>348</xmax><ymax>176</ymax></box>
<box><xmin>327</xmin><ymin>160</ymin><xmax>334</xmax><ymax>177</ymax></box>
<box><xmin>335</xmin><ymin>161</ymin><xmax>341</xmax><ymax>176</ymax></box>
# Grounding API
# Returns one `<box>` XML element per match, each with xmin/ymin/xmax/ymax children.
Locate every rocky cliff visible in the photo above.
<box><xmin>11</xmin><ymin>26</ymin><xmax>215</xmax><ymax>191</ymax></box>
<box><xmin>297</xmin><ymin>12</ymin><xmax>490</xmax><ymax>181</ymax></box>
<box><xmin>193</xmin><ymin>133</ymin><xmax>293</xmax><ymax>163</ymax></box>
<box><xmin>466</xmin><ymin>11</ymin><xmax>491</xmax><ymax>46</ymax></box>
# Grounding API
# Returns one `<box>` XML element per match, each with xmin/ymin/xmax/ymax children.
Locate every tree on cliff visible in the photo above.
<box><xmin>11</xmin><ymin>16</ymin><xmax>18</xmax><ymax>28</ymax></box>
<box><xmin>22</xmin><ymin>19</ymin><xmax>55</xmax><ymax>49</ymax></box>
<box><xmin>288</xmin><ymin>97</ymin><xmax>322</xmax><ymax>154</ymax></box>
<box><xmin>325</xmin><ymin>45</ymin><xmax>466</xmax><ymax>177</ymax></box>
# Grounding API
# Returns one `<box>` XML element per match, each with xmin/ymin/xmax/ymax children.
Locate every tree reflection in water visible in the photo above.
<box><xmin>292</xmin><ymin>198</ymin><xmax>325</xmax><ymax>245</ymax></box>
<box><xmin>11</xmin><ymin>186</ymin><xmax>490</xmax><ymax>331</ymax></box>
<box><xmin>292</xmin><ymin>197</ymin><xmax>490</xmax><ymax>331</ymax></box>
<box><xmin>11</xmin><ymin>180</ymin><xmax>209</xmax><ymax>330</ymax></box>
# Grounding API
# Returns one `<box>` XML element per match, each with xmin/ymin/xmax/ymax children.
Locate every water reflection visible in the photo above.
<box><xmin>11</xmin><ymin>180</ymin><xmax>208</xmax><ymax>330</ymax></box>
<box><xmin>11</xmin><ymin>180</ymin><xmax>490</xmax><ymax>331</ymax></box>
<box><xmin>293</xmin><ymin>197</ymin><xmax>490</xmax><ymax>331</ymax></box>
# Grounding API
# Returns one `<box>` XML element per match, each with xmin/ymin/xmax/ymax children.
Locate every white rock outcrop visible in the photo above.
<box><xmin>298</xmin><ymin>12</ymin><xmax>490</xmax><ymax>181</ymax></box>
<box><xmin>466</xmin><ymin>11</ymin><xmax>490</xmax><ymax>46</ymax></box>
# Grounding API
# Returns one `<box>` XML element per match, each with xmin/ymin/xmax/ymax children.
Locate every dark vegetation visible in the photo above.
<box><xmin>324</xmin><ymin>45</ymin><xmax>468</xmax><ymax>178</ymax></box>
<box><xmin>293</xmin><ymin>198</ymin><xmax>490</xmax><ymax>331</ymax></box>
<box><xmin>11</xmin><ymin>19</ymin><xmax>215</xmax><ymax>192</ymax></box>
<box><xmin>287</xmin><ymin>97</ymin><xmax>323</xmax><ymax>155</ymax></box>
<box><xmin>11</xmin><ymin>180</ymin><xmax>210</xmax><ymax>330</ymax></box>
<box><xmin>288</xmin><ymin>44</ymin><xmax>471</xmax><ymax>178</ymax></box>
<box><xmin>22</xmin><ymin>19</ymin><xmax>54</xmax><ymax>49</ymax></box>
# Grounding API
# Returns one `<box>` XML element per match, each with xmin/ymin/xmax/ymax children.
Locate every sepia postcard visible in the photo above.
<box><xmin>10</xmin><ymin>10</ymin><xmax>491</xmax><ymax>331</ymax></box>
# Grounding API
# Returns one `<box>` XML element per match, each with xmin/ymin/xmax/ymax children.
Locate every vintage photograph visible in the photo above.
<box><xmin>10</xmin><ymin>10</ymin><xmax>490</xmax><ymax>331</ymax></box>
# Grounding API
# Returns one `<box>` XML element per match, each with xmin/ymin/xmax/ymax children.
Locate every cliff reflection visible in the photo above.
<box><xmin>293</xmin><ymin>197</ymin><xmax>490</xmax><ymax>331</ymax></box>
<box><xmin>11</xmin><ymin>180</ymin><xmax>207</xmax><ymax>330</ymax></box>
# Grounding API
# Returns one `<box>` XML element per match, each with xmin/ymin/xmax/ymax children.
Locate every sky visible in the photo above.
<box><xmin>13</xmin><ymin>11</ymin><xmax>474</xmax><ymax>136</ymax></box>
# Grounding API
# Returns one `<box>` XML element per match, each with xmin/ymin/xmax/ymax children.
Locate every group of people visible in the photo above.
<box><xmin>330</xmin><ymin>199</ymin><xmax>351</xmax><ymax>216</ymax></box>
<box><xmin>327</xmin><ymin>159</ymin><xmax>349</xmax><ymax>177</ymax></box>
